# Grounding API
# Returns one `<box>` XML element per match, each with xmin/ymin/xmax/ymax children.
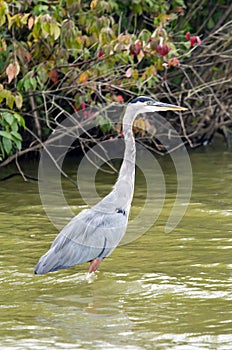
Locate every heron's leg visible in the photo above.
<box><xmin>89</xmin><ymin>238</ymin><xmax>106</xmax><ymax>273</ymax></box>
<box><xmin>88</xmin><ymin>258</ymin><xmax>102</xmax><ymax>273</ymax></box>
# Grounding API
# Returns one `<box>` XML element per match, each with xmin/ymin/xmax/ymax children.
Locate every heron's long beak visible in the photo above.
<box><xmin>152</xmin><ymin>102</ymin><xmax>187</xmax><ymax>111</ymax></box>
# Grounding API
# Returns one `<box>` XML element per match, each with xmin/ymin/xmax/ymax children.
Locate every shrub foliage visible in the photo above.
<box><xmin>0</xmin><ymin>0</ymin><xmax>231</xmax><ymax>166</ymax></box>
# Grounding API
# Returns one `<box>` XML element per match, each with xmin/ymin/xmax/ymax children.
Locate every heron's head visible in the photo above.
<box><xmin>130</xmin><ymin>96</ymin><xmax>187</xmax><ymax>112</ymax></box>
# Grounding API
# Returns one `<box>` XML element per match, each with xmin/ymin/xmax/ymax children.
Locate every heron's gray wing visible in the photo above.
<box><xmin>34</xmin><ymin>208</ymin><xmax>127</xmax><ymax>274</ymax></box>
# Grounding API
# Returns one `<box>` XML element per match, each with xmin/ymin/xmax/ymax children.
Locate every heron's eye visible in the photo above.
<box><xmin>146</xmin><ymin>101</ymin><xmax>151</xmax><ymax>105</ymax></box>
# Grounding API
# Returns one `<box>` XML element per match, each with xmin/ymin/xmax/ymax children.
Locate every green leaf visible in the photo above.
<box><xmin>13</xmin><ymin>113</ymin><xmax>25</xmax><ymax>128</ymax></box>
<box><xmin>0</xmin><ymin>130</ymin><xmax>13</xmax><ymax>140</ymax></box>
<box><xmin>50</xmin><ymin>22</ymin><xmax>60</xmax><ymax>40</ymax></box>
<box><xmin>30</xmin><ymin>77</ymin><xmax>37</xmax><ymax>90</ymax></box>
<box><xmin>0</xmin><ymin>141</ymin><xmax>5</xmax><ymax>159</ymax></box>
<box><xmin>2</xmin><ymin>137</ymin><xmax>12</xmax><ymax>155</ymax></box>
<box><xmin>17</xmin><ymin>79</ymin><xmax>24</xmax><ymax>92</ymax></box>
<box><xmin>172</xmin><ymin>0</ymin><xmax>186</xmax><ymax>7</ymax></box>
<box><xmin>0</xmin><ymin>88</ymin><xmax>10</xmax><ymax>103</ymax></box>
<box><xmin>11</xmin><ymin>130</ymin><xmax>22</xmax><ymax>141</ymax></box>
<box><xmin>3</xmin><ymin>112</ymin><xmax>14</xmax><ymax>125</ymax></box>
<box><xmin>32</xmin><ymin>20</ymin><xmax>41</xmax><ymax>39</ymax></box>
<box><xmin>6</xmin><ymin>93</ymin><xmax>15</xmax><ymax>109</ymax></box>
<box><xmin>96</xmin><ymin>115</ymin><xmax>113</xmax><ymax>133</ymax></box>
<box><xmin>11</xmin><ymin>121</ymin><xmax>19</xmax><ymax>132</ymax></box>
<box><xmin>37</xmin><ymin>65</ymin><xmax>49</xmax><ymax>86</ymax></box>
<box><xmin>23</xmin><ymin>79</ymin><xmax>32</xmax><ymax>91</ymax></box>
<box><xmin>42</xmin><ymin>22</ymin><xmax>50</xmax><ymax>38</ymax></box>
<box><xmin>13</xmin><ymin>138</ymin><xmax>22</xmax><ymax>151</ymax></box>
<box><xmin>22</xmin><ymin>77</ymin><xmax>37</xmax><ymax>92</ymax></box>
<box><xmin>0</xmin><ymin>1</ymin><xmax>7</xmax><ymax>27</ymax></box>
<box><xmin>33</xmin><ymin>4</ymin><xmax>49</xmax><ymax>16</ymax></box>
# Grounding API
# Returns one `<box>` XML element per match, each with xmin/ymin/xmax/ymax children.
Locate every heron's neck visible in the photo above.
<box><xmin>93</xmin><ymin>106</ymin><xmax>137</xmax><ymax>213</ymax></box>
<box><xmin>120</xmin><ymin>116</ymin><xmax>136</xmax><ymax>180</ymax></box>
<box><xmin>114</xmin><ymin>108</ymin><xmax>136</xmax><ymax>205</ymax></box>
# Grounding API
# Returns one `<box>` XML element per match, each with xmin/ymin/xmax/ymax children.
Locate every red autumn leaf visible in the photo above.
<box><xmin>156</xmin><ymin>44</ymin><xmax>170</xmax><ymax>56</ymax></box>
<box><xmin>116</xmin><ymin>95</ymin><xmax>124</xmax><ymax>103</ymax></box>
<box><xmin>186</xmin><ymin>32</ymin><xmax>201</xmax><ymax>47</ymax></box>
<box><xmin>185</xmin><ymin>32</ymin><xmax>191</xmax><ymax>41</ymax></box>
<box><xmin>25</xmin><ymin>51</ymin><xmax>31</xmax><ymax>62</ymax></box>
<box><xmin>81</xmin><ymin>102</ymin><xmax>86</xmax><ymax>109</ymax></box>
<box><xmin>134</xmin><ymin>41</ymin><xmax>142</xmax><ymax>55</ymax></box>
<box><xmin>98</xmin><ymin>48</ymin><xmax>104</xmax><ymax>58</ymax></box>
<box><xmin>190</xmin><ymin>36</ymin><xmax>196</xmax><ymax>46</ymax></box>
<box><xmin>130</xmin><ymin>42</ymin><xmax>141</xmax><ymax>56</ymax></box>
<box><xmin>167</xmin><ymin>57</ymin><xmax>180</xmax><ymax>68</ymax></box>
<box><xmin>50</xmin><ymin>70</ymin><xmax>59</xmax><ymax>84</ymax></box>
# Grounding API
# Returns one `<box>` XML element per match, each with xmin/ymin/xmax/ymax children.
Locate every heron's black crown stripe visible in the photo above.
<box><xmin>130</xmin><ymin>96</ymin><xmax>155</xmax><ymax>104</ymax></box>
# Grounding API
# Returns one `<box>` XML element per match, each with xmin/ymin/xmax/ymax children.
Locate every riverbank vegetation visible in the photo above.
<box><xmin>0</xmin><ymin>0</ymin><xmax>231</xmax><ymax>169</ymax></box>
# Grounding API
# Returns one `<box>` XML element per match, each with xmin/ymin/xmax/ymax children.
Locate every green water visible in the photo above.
<box><xmin>1</xmin><ymin>148</ymin><xmax>232</xmax><ymax>349</ymax></box>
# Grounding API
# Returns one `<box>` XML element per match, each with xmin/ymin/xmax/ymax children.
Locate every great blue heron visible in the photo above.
<box><xmin>34</xmin><ymin>96</ymin><xmax>186</xmax><ymax>275</ymax></box>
